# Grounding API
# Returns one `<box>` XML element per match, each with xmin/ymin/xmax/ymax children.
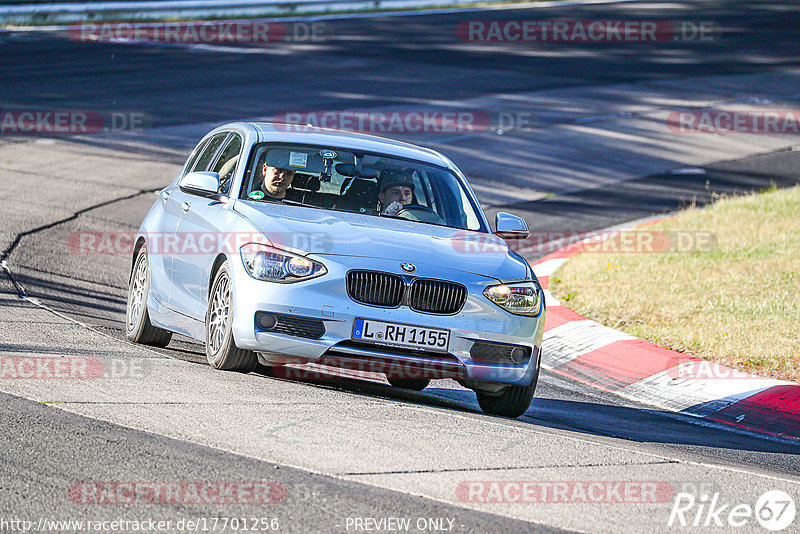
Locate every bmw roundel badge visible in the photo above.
<box><xmin>401</xmin><ymin>262</ymin><xmax>416</xmax><ymax>273</ymax></box>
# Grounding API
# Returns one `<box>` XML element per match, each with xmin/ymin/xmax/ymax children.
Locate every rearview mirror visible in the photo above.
<box><xmin>335</xmin><ymin>163</ymin><xmax>379</xmax><ymax>179</ymax></box>
<box><xmin>180</xmin><ymin>171</ymin><xmax>220</xmax><ymax>198</ymax></box>
<box><xmin>495</xmin><ymin>212</ymin><xmax>530</xmax><ymax>240</ymax></box>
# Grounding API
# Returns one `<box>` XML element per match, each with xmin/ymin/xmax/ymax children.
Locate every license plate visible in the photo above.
<box><xmin>352</xmin><ymin>318</ymin><xmax>450</xmax><ymax>352</ymax></box>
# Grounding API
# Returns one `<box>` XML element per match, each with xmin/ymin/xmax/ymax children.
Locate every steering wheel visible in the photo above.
<box><xmin>396</xmin><ymin>205</ymin><xmax>445</xmax><ymax>225</ymax></box>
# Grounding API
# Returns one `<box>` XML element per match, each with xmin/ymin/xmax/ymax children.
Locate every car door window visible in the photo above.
<box><xmin>211</xmin><ymin>133</ymin><xmax>243</xmax><ymax>195</ymax></box>
<box><xmin>191</xmin><ymin>132</ymin><xmax>228</xmax><ymax>173</ymax></box>
<box><xmin>181</xmin><ymin>138</ymin><xmax>209</xmax><ymax>178</ymax></box>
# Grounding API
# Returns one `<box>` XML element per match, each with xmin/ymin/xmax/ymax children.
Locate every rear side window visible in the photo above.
<box><xmin>191</xmin><ymin>133</ymin><xmax>228</xmax><ymax>173</ymax></box>
<box><xmin>181</xmin><ymin>138</ymin><xmax>208</xmax><ymax>178</ymax></box>
<box><xmin>211</xmin><ymin>134</ymin><xmax>243</xmax><ymax>195</ymax></box>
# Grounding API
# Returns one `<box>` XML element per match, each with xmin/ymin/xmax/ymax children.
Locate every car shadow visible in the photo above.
<box><xmin>247</xmin><ymin>365</ymin><xmax>800</xmax><ymax>456</ymax></box>
<box><xmin>6</xmin><ymin>265</ymin><xmax>799</xmax><ymax>456</ymax></box>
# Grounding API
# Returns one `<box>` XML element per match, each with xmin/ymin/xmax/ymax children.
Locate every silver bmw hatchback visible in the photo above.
<box><xmin>126</xmin><ymin>122</ymin><xmax>545</xmax><ymax>417</ymax></box>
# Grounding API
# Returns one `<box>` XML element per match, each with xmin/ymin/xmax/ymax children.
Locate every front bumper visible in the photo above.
<box><xmin>230</xmin><ymin>254</ymin><xmax>545</xmax><ymax>386</ymax></box>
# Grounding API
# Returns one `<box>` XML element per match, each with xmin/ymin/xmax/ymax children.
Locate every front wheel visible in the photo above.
<box><xmin>205</xmin><ymin>262</ymin><xmax>257</xmax><ymax>373</ymax></box>
<box><xmin>476</xmin><ymin>368</ymin><xmax>539</xmax><ymax>418</ymax></box>
<box><xmin>126</xmin><ymin>247</ymin><xmax>172</xmax><ymax>347</ymax></box>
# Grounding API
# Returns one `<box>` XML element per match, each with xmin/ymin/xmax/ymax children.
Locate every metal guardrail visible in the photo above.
<box><xmin>0</xmin><ymin>1</ymin><xmax>146</xmax><ymax>4</ymax></box>
<box><xmin>0</xmin><ymin>0</ymin><xmax>499</xmax><ymax>24</ymax></box>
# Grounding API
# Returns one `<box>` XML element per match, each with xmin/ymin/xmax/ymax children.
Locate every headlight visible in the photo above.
<box><xmin>483</xmin><ymin>281</ymin><xmax>542</xmax><ymax>316</ymax></box>
<box><xmin>240</xmin><ymin>243</ymin><xmax>326</xmax><ymax>283</ymax></box>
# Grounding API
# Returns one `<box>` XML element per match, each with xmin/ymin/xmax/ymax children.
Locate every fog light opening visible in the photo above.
<box><xmin>510</xmin><ymin>347</ymin><xmax>528</xmax><ymax>364</ymax></box>
<box><xmin>257</xmin><ymin>313</ymin><xmax>278</xmax><ymax>330</ymax></box>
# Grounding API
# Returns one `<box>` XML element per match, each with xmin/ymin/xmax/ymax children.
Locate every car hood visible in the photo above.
<box><xmin>233</xmin><ymin>201</ymin><xmax>529</xmax><ymax>281</ymax></box>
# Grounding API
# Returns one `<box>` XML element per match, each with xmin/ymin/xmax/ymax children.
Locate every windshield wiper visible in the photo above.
<box><xmin>279</xmin><ymin>198</ymin><xmax>356</xmax><ymax>216</ymax></box>
<box><xmin>248</xmin><ymin>196</ymin><xmax>322</xmax><ymax>209</ymax></box>
<box><xmin>279</xmin><ymin>198</ymin><xmax>326</xmax><ymax>210</ymax></box>
<box><xmin>261</xmin><ymin>198</ymin><xmax>450</xmax><ymax>227</ymax></box>
<box><xmin>376</xmin><ymin>210</ymin><xmax>454</xmax><ymax>229</ymax></box>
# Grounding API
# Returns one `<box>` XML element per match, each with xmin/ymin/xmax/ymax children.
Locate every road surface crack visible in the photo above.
<box><xmin>0</xmin><ymin>187</ymin><xmax>161</xmax><ymax>295</ymax></box>
<box><xmin>342</xmin><ymin>460</ymin><xmax>679</xmax><ymax>476</ymax></box>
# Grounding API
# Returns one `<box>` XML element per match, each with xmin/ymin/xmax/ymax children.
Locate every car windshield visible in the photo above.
<box><xmin>239</xmin><ymin>143</ymin><xmax>485</xmax><ymax>231</ymax></box>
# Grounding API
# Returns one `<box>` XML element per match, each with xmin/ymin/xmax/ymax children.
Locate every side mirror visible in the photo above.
<box><xmin>495</xmin><ymin>212</ymin><xmax>530</xmax><ymax>240</ymax></box>
<box><xmin>180</xmin><ymin>171</ymin><xmax>220</xmax><ymax>198</ymax></box>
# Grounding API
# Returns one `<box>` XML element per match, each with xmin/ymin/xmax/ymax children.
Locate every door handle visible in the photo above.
<box><xmin>160</xmin><ymin>190</ymin><xmax>171</xmax><ymax>201</ymax></box>
<box><xmin>181</xmin><ymin>201</ymin><xmax>190</xmax><ymax>212</ymax></box>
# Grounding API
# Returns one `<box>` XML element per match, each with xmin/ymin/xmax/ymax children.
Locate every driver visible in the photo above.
<box><xmin>260</xmin><ymin>163</ymin><xmax>296</xmax><ymax>200</ymax></box>
<box><xmin>378</xmin><ymin>169</ymin><xmax>415</xmax><ymax>215</ymax></box>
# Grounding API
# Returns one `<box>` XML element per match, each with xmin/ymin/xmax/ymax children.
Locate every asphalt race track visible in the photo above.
<box><xmin>1</xmin><ymin>1</ymin><xmax>800</xmax><ymax>532</ymax></box>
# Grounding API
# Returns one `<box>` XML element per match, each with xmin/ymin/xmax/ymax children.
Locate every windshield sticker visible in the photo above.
<box><xmin>248</xmin><ymin>190</ymin><xmax>265</xmax><ymax>200</ymax></box>
<box><xmin>289</xmin><ymin>151</ymin><xmax>308</xmax><ymax>168</ymax></box>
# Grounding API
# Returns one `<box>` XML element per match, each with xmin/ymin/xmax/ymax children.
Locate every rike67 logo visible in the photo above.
<box><xmin>668</xmin><ymin>490</ymin><xmax>796</xmax><ymax>530</ymax></box>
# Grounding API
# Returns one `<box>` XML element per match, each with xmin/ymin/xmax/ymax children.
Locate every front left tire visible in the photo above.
<box><xmin>126</xmin><ymin>247</ymin><xmax>172</xmax><ymax>347</ymax></box>
<box><xmin>205</xmin><ymin>261</ymin><xmax>257</xmax><ymax>373</ymax></box>
<box><xmin>475</xmin><ymin>365</ymin><xmax>540</xmax><ymax>418</ymax></box>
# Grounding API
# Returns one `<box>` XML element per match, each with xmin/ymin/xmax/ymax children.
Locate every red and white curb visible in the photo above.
<box><xmin>529</xmin><ymin>234</ymin><xmax>800</xmax><ymax>442</ymax></box>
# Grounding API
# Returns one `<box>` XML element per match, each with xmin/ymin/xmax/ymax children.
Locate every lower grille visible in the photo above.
<box><xmin>337</xmin><ymin>340</ymin><xmax>460</xmax><ymax>363</ymax></box>
<box><xmin>257</xmin><ymin>312</ymin><xmax>325</xmax><ymax>339</ymax></box>
<box><xmin>470</xmin><ymin>341</ymin><xmax>530</xmax><ymax>364</ymax></box>
<box><xmin>346</xmin><ymin>270</ymin><xmax>404</xmax><ymax>307</ymax></box>
<box><xmin>409</xmin><ymin>279</ymin><xmax>467</xmax><ymax>314</ymax></box>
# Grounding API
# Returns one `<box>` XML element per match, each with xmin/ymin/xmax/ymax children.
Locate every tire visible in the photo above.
<box><xmin>205</xmin><ymin>262</ymin><xmax>257</xmax><ymax>373</ymax></box>
<box><xmin>386</xmin><ymin>377</ymin><xmax>431</xmax><ymax>391</ymax></box>
<box><xmin>126</xmin><ymin>247</ymin><xmax>172</xmax><ymax>347</ymax></box>
<box><xmin>476</xmin><ymin>366</ymin><xmax>539</xmax><ymax>418</ymax></box>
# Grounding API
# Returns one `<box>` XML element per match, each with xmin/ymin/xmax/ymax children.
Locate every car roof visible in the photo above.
<box><xmin>228</xmin><ymin>122</ymin><xmax>452</xmax><ymax>168</ymax></box>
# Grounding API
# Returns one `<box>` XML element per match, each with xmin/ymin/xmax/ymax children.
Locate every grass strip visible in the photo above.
<box><xmin>552</xmin><ymin>184</ymin><xmax>800</xmax><ymax>382</ymax></box>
